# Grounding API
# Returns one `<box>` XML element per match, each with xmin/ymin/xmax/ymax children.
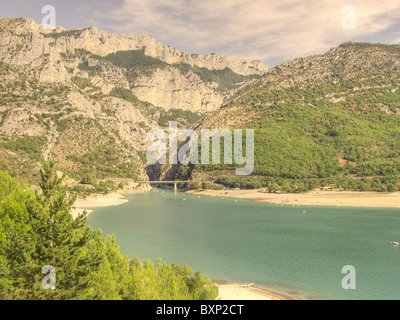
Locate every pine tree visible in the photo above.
<box><xmin>1</xmin><ymin>162</ymin><xmax>102</xmax><ymax>299</ymax></box>
<box><xmin>33</xmin><ymin>161</ymin><xmax>102</xmax><ymax>299</ymax></box>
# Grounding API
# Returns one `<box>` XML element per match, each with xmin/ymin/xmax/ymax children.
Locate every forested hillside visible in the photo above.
<box><xmin>176</xmin><ymin>42</ymin><xmax>400</xmax><ymax>193</ymax></box>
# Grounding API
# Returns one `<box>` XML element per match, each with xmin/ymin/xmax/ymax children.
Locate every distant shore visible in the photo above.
<box><xmin>187</xmin><ymin>189</ymin><xmax>400</xmax><ymax>208</ymax></box>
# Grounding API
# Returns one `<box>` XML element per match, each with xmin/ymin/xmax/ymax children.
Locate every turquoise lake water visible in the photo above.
<box><xmin>86</xmin><ymin>189</ymin><xmax>400</xmax><ymax>300</ymax></box>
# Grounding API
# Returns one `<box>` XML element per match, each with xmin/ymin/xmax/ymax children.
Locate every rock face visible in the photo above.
<box><xmin>0</xmin><ymin>18</ymin><xmax>267</xmax><ymax>112</ymax></box>
<box><xmin>0</xmin><ymin>19</ymin><xmax>267</xmax><ymax>76</ymax></box>
<box><xmin>0</xmin><ymin>17</ymin><xmax>267</xmax><ymax>182</ymax></box>
<box><xmin>131</xmin><ymin>66</ymin><xmax>227</xmax><ymax>112</ymax></box>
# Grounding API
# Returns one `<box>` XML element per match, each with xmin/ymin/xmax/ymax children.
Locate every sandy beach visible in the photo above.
<box><xmin>70</xmin><ymin>182</ymin><xmax>152</xmax><ymax>219</ymax></box>
<box><xmin>217</xmin><ymin>284</ymin><xmax>291</xmax><ymax>300</ymax></box>
<box><xmin>71</xmin><ymin>192</ymin><xmax>128</xmax><ymax>219</ymax></box>
<box><xmin>187</xmin><ymin>189</ymin><xmax>400</xmax><ymax>208</ymax></box>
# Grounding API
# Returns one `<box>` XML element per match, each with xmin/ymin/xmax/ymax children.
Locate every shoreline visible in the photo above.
<box><xmin>216</xmin><ymin>283</ymin><xmax>293</xmax><ymax>300</ymax></box>
<box><xmin>70</xmin><ymin>185</ymin><xmax>306</xmax><ymax>300</ymax></box>
<box><xmin>186</xmin><ymin>189</ymin><xmax>400</xmax><ymax>208</ymax></box>
<box><xmin>71</xmin><ymin>192</ymin><xmax>129</xmax><ymax>219</ymax></box>
<box><xmin>71</xmin><ymin>185</ymin><xmax>151</xmax><ymax>219</ymax></box>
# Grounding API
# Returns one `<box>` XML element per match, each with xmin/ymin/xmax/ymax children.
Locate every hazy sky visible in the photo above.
<box><xmin>1</xmin><ymin>0</ymin><xmax>400</xmax><ymax>67</ymax></box>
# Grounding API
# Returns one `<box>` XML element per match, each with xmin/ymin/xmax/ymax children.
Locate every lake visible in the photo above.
<box><xmin>86</xmin><ymin>189</ymin><xmax>400</xmax><ymax>300</ymax></box>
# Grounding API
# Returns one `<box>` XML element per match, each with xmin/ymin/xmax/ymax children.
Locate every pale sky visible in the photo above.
<box><xmin>1</xmin><ymin>0</ymin><xmax>400</xmax><ymax>67</ymax></box>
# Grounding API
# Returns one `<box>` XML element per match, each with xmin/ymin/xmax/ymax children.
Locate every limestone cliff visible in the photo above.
<box><xmin>0</xmin><ymin>18</ymin><xmax>267</xmax><ymax>112</ymax></box>
<box><xmin>0</xmin><ymin>17</ymin><xmax>267</xmax><ymax>183</ymax></box>
<box><xmin>1</xmin><ymin>18</ymin><xmax>267</xmax><ymax>76</ymax></box>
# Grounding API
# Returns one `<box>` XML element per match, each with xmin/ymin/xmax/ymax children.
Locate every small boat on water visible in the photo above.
<box><xmin>390</xmin><ymin>241</ymin><xmax>399</xmax><ymax>246</ymax></box>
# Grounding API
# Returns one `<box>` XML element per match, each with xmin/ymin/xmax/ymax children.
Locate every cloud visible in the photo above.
<box><xmin>80</xmin><ymin>0</ymin><xmax>400</xmax><ymax>66</ymax></box>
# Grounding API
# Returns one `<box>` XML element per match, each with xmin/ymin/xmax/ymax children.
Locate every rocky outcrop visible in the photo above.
<box><xmin>131</xmin><ymin>66</ymin><xmax>227</xmax><ymax>112</ymax></box>
<box><xmin>0</xmin><ymin>18</ymin><xmax>267</xmax><ymax>76</ymax></box>
<box><xmin>0</xmin><ymin>18</ymin><xmax>267</xmax><ymax>113</ymax></box>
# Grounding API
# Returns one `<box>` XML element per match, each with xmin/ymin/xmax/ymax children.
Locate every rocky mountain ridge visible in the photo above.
<box><xmin>0</xmin><ymin>18</ymin><xmax>266</xmax><ymax>113</ymax></box>
<box><xmin>0</xmin><ymin>17</ymin><xmax>267</xmax><ymax>184</ymax></box>
<box><xmin>0</xmin><ymin>18</ymin><xmax>267</xmax><ymax>76</ymax></box>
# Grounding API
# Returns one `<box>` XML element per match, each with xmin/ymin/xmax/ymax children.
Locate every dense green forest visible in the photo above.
<box><xmin>0</xmin><ymin>162</ymin><xmax>218</xmax><ymax>300</ymax></box>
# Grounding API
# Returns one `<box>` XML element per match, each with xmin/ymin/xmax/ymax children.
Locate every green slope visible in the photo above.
<box><xmin>177</xmin><ymin>42</ymin><xmax>400</xmax><ymax>192</ymax></box>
